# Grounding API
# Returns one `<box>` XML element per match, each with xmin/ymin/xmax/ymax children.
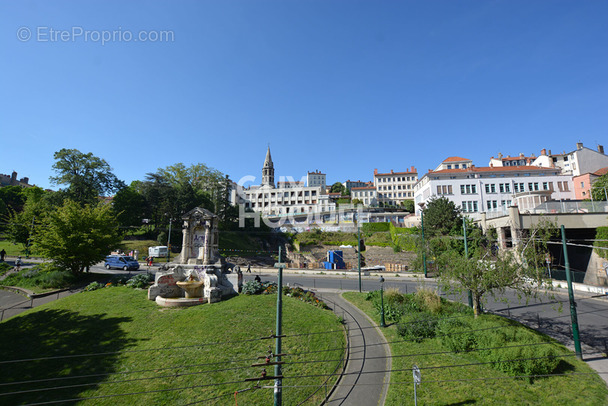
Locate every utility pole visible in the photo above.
<box><xmin>166</xmin><ymin>218</ymin><xmax>172</xmax><ymax>263</ymax></box>
<box><xmin>463</xmin><ymin>217</ymin><xmax>473</xmax><ymax>308</ymax></box>
<box><xmin>561</xmin><ymin>225</ymin><xmax>583</xmax><ymax>360</ymax></box>
<box><xmin>357</xmin><ymin>220</ymin><xmax>362</xmax><ymax>293</ymax></box>
<box><xmin>274</xmin><ymin>246</ymin><xmax>284</xmax><ymax>405</ymax></box>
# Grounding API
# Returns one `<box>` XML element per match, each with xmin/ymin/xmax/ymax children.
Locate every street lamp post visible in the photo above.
<box><xmin>166</xmin><ymin>218</ymin><xmax>172</xmax><ymax>263</ymax></box>
<box><xmin>418</xmin><ymin>203</ymin><xmax>428</xmax><ymax>278</ymax></box>
<box><xmin>379</xmin><ymin>276</ymin><xmax>386</xmax><ymax>327</ymax></box>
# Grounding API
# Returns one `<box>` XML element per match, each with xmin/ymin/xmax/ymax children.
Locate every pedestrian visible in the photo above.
<box><xmin>254</xmin><ymin>274</ymin><xmax>261</xmax><ymax>283</ymax></box>
<box><xmin>247</xmin><ymin>263</ymin><xmax>251</xmax><ymax>273</ymax></box>
<box><xmin>0</xmin><ymin>249</ymin><xmax>5</xmax><ymax>262</ymax></box>
<box><xmin>15</xmin><ymin>256</ymin><xmax>22</xmax><ymax>271</ymax></box>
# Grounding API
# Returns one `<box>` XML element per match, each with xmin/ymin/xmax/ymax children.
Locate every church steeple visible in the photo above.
<box><xmin>262</xmin><ymin>146</ymin><xmax>275</xmax><ymax>188</ymax></box>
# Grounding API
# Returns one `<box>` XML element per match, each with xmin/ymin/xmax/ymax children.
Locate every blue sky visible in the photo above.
<box><xmin>1</xmin><ymin>0</ymin><xmax>607</xmax><ymax>191</ymax></box>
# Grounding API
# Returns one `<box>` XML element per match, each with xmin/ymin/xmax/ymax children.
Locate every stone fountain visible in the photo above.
<box><xmin>148</xmin><ymin>207</ymin><xmax>242</xmax><ymax>307</ymax></box>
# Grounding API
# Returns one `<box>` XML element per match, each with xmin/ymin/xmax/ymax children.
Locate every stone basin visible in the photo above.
<box><xmin>176</xmin><ymin>280</ymin><xmax>204</xmax><ymax>298</ymax></box>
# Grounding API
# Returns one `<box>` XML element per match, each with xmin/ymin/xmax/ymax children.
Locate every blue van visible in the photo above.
<box><xmin>104</xmin><ymin>255</ymin><xmax>140</xmax><ymax>271</ymax></box>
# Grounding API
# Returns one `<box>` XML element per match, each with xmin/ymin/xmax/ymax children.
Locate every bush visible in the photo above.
<box><xmin>414</xmin><ymin>287</ymin><xmax>442</xmax><ymax>314</ymax></box>
<box><xmin>397</xmin><ymin>312</ymin><xmax>439</xmax><ymax>342</ymax></box>
<box><xmin>0</xmin><ymin>262</ymin><xmax>11</xmax><ymax>277</ymax></box>
<box><xmin>362</xmin><ymin>222</ymin><xmax>390</xmax><ymax>233</ymax></box>
<box><xmin>126</xmin><ymin>274</ymin><xmax>154</xmax><ymax>289</ymax></box>
<box><xmin>84</xmin><ymin>281</ymin><xmax>103</xmax><ymax>291</ymax></box>
<box><xmin>436</xmin><ymin>318</ymin><xmax>477</xmax><ymax>353</ymax></box>
<box><xmin>2</xmin><ymin>264</ymin><xmax>75</xmax><ymax>289</ymax></box>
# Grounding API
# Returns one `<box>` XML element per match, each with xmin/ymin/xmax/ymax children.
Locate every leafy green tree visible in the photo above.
<box><xmin>591</xmin><ymin>173</ymin><xmax>608</xmax><ymax>201</ymax></box>
<box><xmin>33</xmin><ymin>201</ymin><xmax>122</xmax><ymax>274</ymax></box>
<box><xmin>112</xmin><ymin>185</ymin><xmax>147</xmax><ymax>230</ymax></box>
<box><xmin>50</xmin><ymin>148</ymin><xmax>124</xmax><ymax>205</ymax></box>
<box><xmin>437</xmin><ymin>218</ymin><xmax>556</xmax><ymax>317</ymax></box>
<box><xmin>421</xmin><ymin>196</ymin><xmax>462</xmax><ymax>237</ymax></box>
<box><xmin>6</xmin><ymin>188</ymin><xmax>56</xmax><ymax>251</ymax></box>
<box><xmin>330</xmin><ymin>182</ymin><xmax>346</xmax><ymax>195</ymax></box>
<box><xmin>0</xmin><ymin>186</ymin><xmax>27</xmax><ymax>214</ymax></box>
<box><xmin>401</xmin><ymin>199</ymin><xmax>415</xmax><ymax>213</ymax></box>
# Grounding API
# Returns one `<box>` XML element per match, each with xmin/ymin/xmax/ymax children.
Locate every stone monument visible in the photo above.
<box><xmin>148</xmin><ymin>207</ymin><xmax>242</xmax><ymax>307</ymax></box>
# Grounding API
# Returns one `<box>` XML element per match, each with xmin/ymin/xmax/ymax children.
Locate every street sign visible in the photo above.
<box><xmin>274</xmin><ymin>263</ymin><xmax>286</xmax><ymax>268</ymax></box>
<box><xmin>412</xmin><ymin>365</ymin><xmax>421</xmax><ymax>385</ymax></box>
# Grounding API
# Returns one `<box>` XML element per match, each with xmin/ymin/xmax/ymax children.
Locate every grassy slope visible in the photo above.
<box><xmin>0</xmin><ymin>288</ymin><xmax>344</xmax><ymax>405</ymax></box>
<box><xmin>343</xmin><ymin>291</ymin><xmax>608</xmax><ymax>406</ymax></box>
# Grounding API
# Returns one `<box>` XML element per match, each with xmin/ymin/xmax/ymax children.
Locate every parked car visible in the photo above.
<box><xmin>104</xmin><ymin>255</ymin><xmax>140</xmax><ymax>271</ymax></box>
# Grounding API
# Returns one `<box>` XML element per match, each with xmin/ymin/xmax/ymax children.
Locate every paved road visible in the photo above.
<box><xmin>316</xmin><ymin>291</ymin><xmax>390</xmax><ymax>406</ymax></box>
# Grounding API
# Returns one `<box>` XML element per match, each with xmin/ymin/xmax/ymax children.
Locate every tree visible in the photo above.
<box><xmin>33</xmin><ymin>201</ymin><xmax>122</xmax><ymax>274</ymax></box>
<box><xmin>112</xmin><ymin>185</ymin><xmax>147</xmax><ymax>230</ymax></box>
<box><xmin>401</xmin><ymin>199</ymin><xmax>415</xmax><ymax>213</ymax></box>
<box><xmin>421</xmin><ymin>196</ymin><xmax>462</xmax><ymax>237</ymax></box>
<box><xmin>6</xmin><ymin>187</ymin><xmax>56</xmax><ymax>250</ymax></box>
<box><xmin>591</xmin><ymin>173</ymin><xmax>608</xmax><ymax>201</ymax></box>
<box><xmin>437</xmin><ymin>218</ymin><xmax>557</xmax><ymax>317</ymax></box>
<box><xmin>330</xmin><ymin>182</ymin><xmax>346</xmax><ymax>195</ymax></box>
<box><xmin>50</xmin><ymin>149</ymin><xmax>124</xmax><ymax>205</ymax></box>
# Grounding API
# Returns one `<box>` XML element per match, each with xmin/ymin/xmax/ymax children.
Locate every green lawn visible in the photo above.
<box><xmin>0</xmin><ymin>288</ymin><xmax>345</xmax><ymax>405</ymax></box>
<box><xmin>343</xmin><ymin>291</ymin><xmax>608</xmax><ymax>406</ymax></box>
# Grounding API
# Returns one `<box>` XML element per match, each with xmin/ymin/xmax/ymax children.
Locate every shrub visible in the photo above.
<box><xmin>362</xmin><ymin>222</ymin><xmax>390</xmax><ymax>233</ymax></box>
<box><xmin>397</xmin><ymin>312</ymin><xmax>439</xmax><ymax>342</ymax></box>
<box><xmin>414</xmin><ymin>287</ymin><xmax>442</xmax><ymax>313</ymax></box>
<box><xmin>242</xmin><ymin>280</ymin><xmax>264</xmax><ymax>295</ymax></box>
<box><xmin>0</xmin><ymin>262</ymin><xmax>12</xmax><ymax>277</ymax></box>
<box><xmin>84</xmin><ymin>281</ymin><xmax>103</xmax><ymax>291</ymax></box>
<box><xmin>126</xmin><ymin>274</ymin><xmax>154</xmax><ymax>289</ymax></box>
<box><xmin>436</xmin><ymin>318</ymin><xmax>477</xmax><ymax>353</ymax></box>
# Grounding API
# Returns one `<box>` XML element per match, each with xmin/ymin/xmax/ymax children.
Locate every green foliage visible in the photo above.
<box><xmin>125</xmin><ymin>274</ymin><xmax>154</xmax><ymax>289</ymax></box>
<box><xmin>294</xmin><ymin>230</ymin><xmax>358</xmax><ymax>247</ymax></box>
<box><xmin>361</xmin><ymin>222</ymin><xmax>390</xmax><ymax>233</ymax></box>
<box><xmin>422</xmin><ymin>196</ymin><xmax>462</xmax><ymax>237</ymax></box>
<box><xmin>2</xmin><ymin>265</ymin><xmax>76</xmax><ymax>289</ymax></box>
<box><xmin>593</xmin><ymin>227</ymin><xmax>608</xmax><ymax>260</ymax></box>
<box><xmin>0</xmin><ymin>262</ymin><xmax>13</xmax><ymax>277</ymax></box>
<box><xmin>436</xmin><ymin>318</ymin><xmax>477</xmax><ymax>353</ymax></box>
<box><xmin>33</xmin><ymin>201</ymin><xmax>123</xmax><ymax>274</ymax></box>
<box><xmin>330</xmin><ymin>182</ymin><xmax>346</xmax><ymax>195</ymax></box>
<box><xmin>242</xmin><ymin>280</ymin><xmax>264</xmax><ymax>295</ymax></box>
<box><xmin>84</xmin><ymin>281</ymin><xmax>104</xmax><ymax>291</ymax></box>
<box><xmin>111</xmin><ymin>186</ymin><xmax>146</xmax><ymax>229</ymax></box>
<box><xmin>397</xmin><ymin>312</ymin><xmax>439</xmax><ymax>342</ymax></box>
<box><xmin>50</xmin><ymin>148</ymin><xmax>124</xmax><ymax>205</ymax></box>
<box><xmin>591</xmin><ymin>173</ymin><xmax>608</xmax><ymax>201</ymax></box>
<box><xmin>401</xmin><ymin>199</ymin><xmax>415</xmax><ymax>213</ymax></box>
<box><xmin>389</xmin><ymin>224</ymin><xmax>418</xmax><ymax>252</ymax></box>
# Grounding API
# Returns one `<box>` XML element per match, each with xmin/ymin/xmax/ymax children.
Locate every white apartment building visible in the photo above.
<box><xmin>414</xmin><ymin>164</ymin><xmax>575</xmax><ymax>219</ymax></box>
<box><xmin>373</xmin><ymin>167</ymin><xmax>418</xmax><ymax>206</ymax></box>
<box><xmin>350</xmin><ymin>186</ymin><xmax>377</xmax><ymax>207</ymax></box>
<box><xmin>550</xmin><ymin>143</ymin><xmax>608</xmax><ymax>176</ymax></box>
<box><xmin>237</xmin><ymin>147</ymin><xmax>333</xmax><ymax>216</ymax></box>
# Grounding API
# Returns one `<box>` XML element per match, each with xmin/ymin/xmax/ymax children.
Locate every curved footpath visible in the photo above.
<box><xmin>317</xmin><ymin>290</ymin><xmax>391</xmax><ymax>406</ymax></box>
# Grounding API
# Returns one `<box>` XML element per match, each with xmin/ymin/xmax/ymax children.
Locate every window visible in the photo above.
<box><xmin>461</xmin><ymin>184</ymin><xmax>477</xmax><ymax>194</ymax></box>
<box><xmin>528</xmin><ymin>182</ymin><xmax>539</xmax><ymax>191</ymax></box>
<box><xmin>499</xmin><ymin>183</ymin><xmax>511</xmax><ymax>193</ymax></box>
<box><xmin>514</xmin><ymin>183</ymin><xmax>525</xmax><ymax>193</ymax></box>
<box><xmin>485</xmin><ymin>184</ymin><xmax>496</xmax><ymax>194</ymax></box>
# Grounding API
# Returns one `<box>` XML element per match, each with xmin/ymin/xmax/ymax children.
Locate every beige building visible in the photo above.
<box><xmin>373</xmin><ymin>167</ymin><xmax>418</xmax><ymax>206</ymax></box>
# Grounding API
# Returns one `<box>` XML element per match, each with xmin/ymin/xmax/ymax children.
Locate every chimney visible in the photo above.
<box><xmin>519</xmin><ymin>152</ymin><xmax>524</xmax><ymax>158</ymax></box>
<box><xmin>374</xmin><ymin>168</ymin><xmax>378</xmax><ymax>175</ymax></box>
<box><xmin>498</xmin><ymin>152</ymin><xmax>503</xmax><ymax>159</ymax></box>
<box><xmin>11</xmin><ymin>171</ymin><xmax>17</xmax><ymax>181</ymax></box>
<box><xmin>598</xmin><ymin>145</ymin><xmax>605</xmax><ymax>154</ymax></box>
<box><xmin>548</xmin><ymin>149</ymin><xmax>552</xmax><ymax>155</ymax></box>
<box><xmin>541</xmin><ymin>149</ymin><xmax>547</xmax><ymax>156</ymax></box>
<box><xmin>576</xmin><ymin>142</ymin><xmax>583</xmax><ymax>150</ymax></box>
<box><xmin>411</xmin><ymin>166</ymin><xmax>416</xmax><ymax>172</ymax></box>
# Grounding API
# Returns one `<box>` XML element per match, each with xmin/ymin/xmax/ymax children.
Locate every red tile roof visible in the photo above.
<box><xmin>429</xmin><ymin>165</ymin><xmax>557</xmax><ymax>175</ymax></box>
<box><xmin>351</xmin><ymin>186</ymin><xmax>376</xmax><ymax>190</ymax></box>
<box><xmin>442</xmin><ymin>156</ymin><xmax>471</xmax><ymax>162</ymax></box>
<box><xmin>594</xmin><ymin>167</ymin><xmax>608</xmax><ymax>176</ymax></box>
